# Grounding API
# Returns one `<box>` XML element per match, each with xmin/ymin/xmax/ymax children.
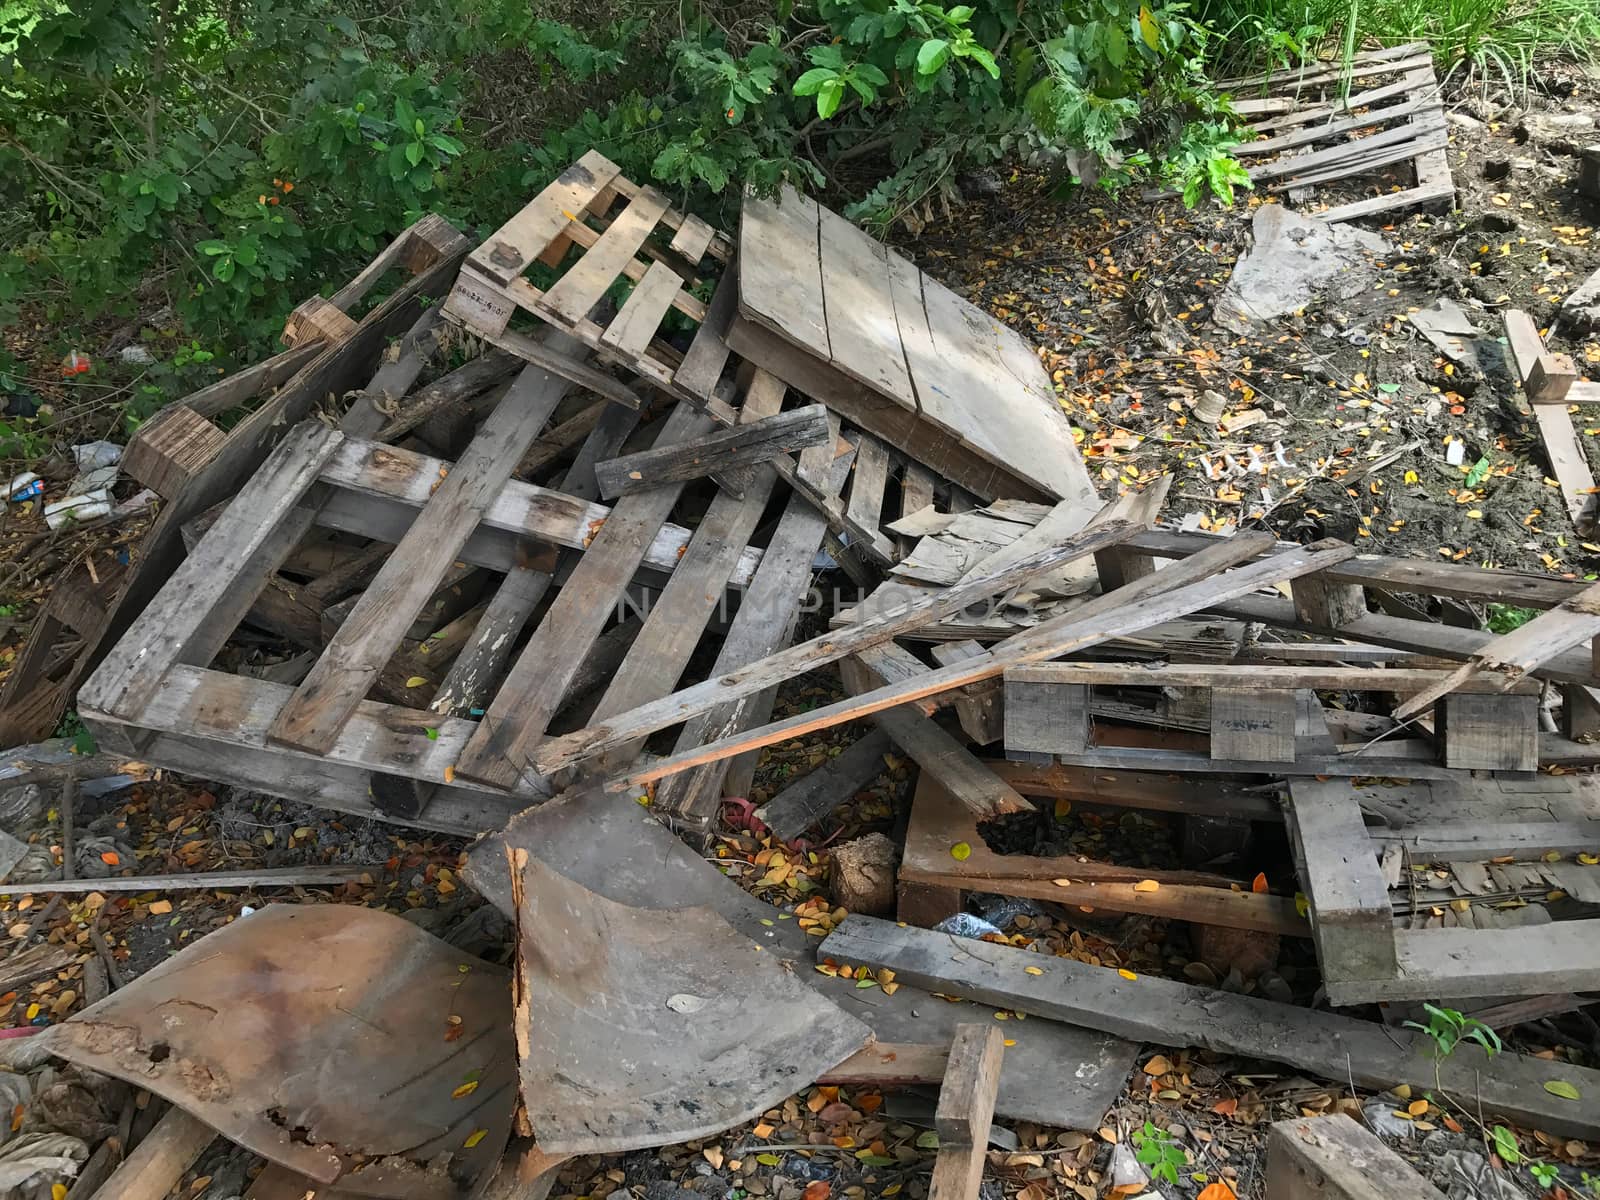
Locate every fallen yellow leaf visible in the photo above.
<box><xmin>451</xmin><ymin>1080</ymin><xmax>479</xmax><ymax>1099</ymax></box>
<box><xmin>950</xmin><ymin>842</ymin><xmax>972</xmax><ymax>861</ymax></box>
<box><xmin>463</xmin><ymin>1129</ymin><xmax>488</xmax><ymax>1148</ymax></box>
<box><xmin>1143</xmin><ymin>1055</ymin><xmax>1173</xmax><ymax>1076</ymax></box>
<box><xmin>1132</xmin><ymin>879</ymin><xmax>1160</xmax><ymax>893</ymax></box>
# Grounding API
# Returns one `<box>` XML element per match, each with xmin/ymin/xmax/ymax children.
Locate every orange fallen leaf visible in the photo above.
<box><xmin>1408</xmin><ymin>1100</ymin><xmax>1430</xmax><ymax>1116</ymax></box>
<box><xmin>1132</xmin><ymin>879</ymin><xmax>1160</xmax><ymax>893</ymax></box>
<box><xmin>100</xmin><ymin>851</ymin><xmax>120</xmax><ymax>867</ymax></box>
<box><xmin>1211</xmin><ymin>1097</ymin><xmax>1238</xmax><ymax>1117</ymax></box>
<box><xmin>1197</xmin><ymin>1183</ymin><xmax>1236</xmax><ymax>1200</ymax></box>
<box><xmin>1443</xmin><ymin>1115</ymin><xmax>1464</xmax><ymax>1133</ymax></box>
<box><xmin>803</xmin><ymin>1183</ymin><xmax>831</xmax><ymax>1200</ymax></box>
<box><xmin>1251</xmin><ymin>872</ymin><xmax>1268</xmax><ymax>893</ymax></box>
<box><xmin>1143</xmin><ymin>1055</ymin><xmax>1173</xmax><ymax>1076</ymax></box>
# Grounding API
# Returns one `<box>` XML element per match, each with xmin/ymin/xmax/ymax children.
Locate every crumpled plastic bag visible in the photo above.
<box><xmin>0</xmin><ymin>1070</ymin><xmax>35</xmax><ymax>1146</ymax></box>
<box><xmin>932</xmin><ymin>913</ymin><xmax>1004</xmax><ymax>940</ymax></box>
<box><xmin>29</xmin><ymin>1074</ymin><xmax>121</xmax><ymax>1143</ymax></box>
<box><xmin>0</xmin><ymin>1130</ymin><xmax>89</xmax><ymax>1194</ymax></box>
<box><xmin>73</xmin><ymin>834</ymin><xmax>137</xmax><ymax>879</ymax></box>
<box><xmin>1437</xmin><ymin>1148</ymin><xmax>1532</xmax><ymax>1200</ymax></box>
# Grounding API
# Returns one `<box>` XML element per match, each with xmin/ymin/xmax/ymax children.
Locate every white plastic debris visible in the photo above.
<box><xmin>6</xmin><ymin>472</ymin><xmax>41</xmax><ymax>502</ymax></box>
<box><xmin>118</xmin><ymin>345</ymin><xmax>156</xmax><ymax>366</ymax></box>
<box><xmin>71</xmin><ymin>441</ymin><xmax>121</xmax><ymax>472</ymax></box>
<box><xmin>1445</xmin><ymin>438</ymin><xmax>1466</xmax><ymax>467</ymax></box>
<box><xmin>44</xmin><ymin>489</ymin><xmax>111</xmax><ymax>530</ymax></box>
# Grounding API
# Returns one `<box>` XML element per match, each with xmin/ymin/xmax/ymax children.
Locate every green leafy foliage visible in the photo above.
<box><xmin>1132</xmin><ymin>1121</ymin><xmax>1187</xmax><ymax>1186</ymax></box>
<box><xmin>1487</xmin><ymin>603</ymin><xmax>1538</xmax><ymax>634</ymax></box>
<box><xmin>1404</xmin><ymin>1004</ymin><xmax>1503</xmax><ymax>1059</ymax></box>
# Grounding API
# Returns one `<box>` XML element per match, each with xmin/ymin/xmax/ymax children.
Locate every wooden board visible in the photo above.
<box><xmin>822</xmin><ymin>916</ymin><xmax>1600</xmax><ymax>1139</ymax></box>
<box><xmin>469</xmin><ymin>150</ymin><xmax>623</xmax><ymax>285</ymax></box>
<box><xmin>737</xmin><ymin>186</ymin><xmax>830</xmax><ymax>356</ymax></box>
<box><xmin>1267</xmin><ymin>1116</ymin><xmax>1447</xmax><ymax>1200</ymax></box>
<box><xmin>753</xmin><ymin>728</ymin><xmax>893</xmax><ymax>840</ymax></box>
<box><xmin>593</xmin><ymin>404</ymin><xmax>829</xmax><ymax>500</ymax></box>
<box><xmin>1285</xmin><ymin>778</ymin><xmax>1397</xmax><ymax>983</ymax></box>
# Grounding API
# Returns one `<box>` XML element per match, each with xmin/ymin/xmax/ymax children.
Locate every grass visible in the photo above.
<box><xmin>1198</xmin><ymin>0</ymin><xmax>1600</xmax><ymax>87</ymax></box>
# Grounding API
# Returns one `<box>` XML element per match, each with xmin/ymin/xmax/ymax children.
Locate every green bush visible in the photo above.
<box><xmin>0</xmin><ymin>0</ymin><xmax>1244</xmax><ymax>407</ymax></box>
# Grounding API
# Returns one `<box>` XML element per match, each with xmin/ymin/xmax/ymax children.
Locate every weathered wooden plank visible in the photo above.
<box><xmin>1285</xmin><ymin>778</ymin><xmax>1397</xmax><ymax>984</ymax></box>
<box><xmin>1504</xmin><ymin>308</ymin><xmax>1577</xmax><ymax>404</ymax></box>
<box><xmin>1003</xmin><ymin>677</ymin><xmax>1089</xmax><ymax>754</ymax></box>
<box><xmin>267</xmin><ymin>360</ymin><xmax>571</xmax><ymax>755</ymax></box>
<box><xmin>844</xmin><ymin>433</ymin><xmax>891</xmax><ymax>536</ymax></box>
<box><xmin>1003</xmin><ymin>662</ymin><xmax>1542</xmax><ymax>694</ymax></box>
<box><xmin>753</xmin><ymin>729</ymin><xmax>893</xmax><ymax>841</ymax></box>
<box><xmin>469</xmin><ymin>150</ymin><xmax>623</xmax><ymax>285</ymax></box>
<box><xmin>586</xmin><ymin>373</ymin><xmax>787</xmax><ymax>761</ymax></box>
<box><xmin>618</xmin><ymin>536</ymin><xmax>1349</xmax><ymax>788</ymax></box>
<box><xmin>1438</xmin><ymin>692</ymin><xmax>1539</xmax><ymax>772</ymax></box>
<box><xmin>1328</xmin><ymin>921</ymin><xmax>1600</xmax><ymax>1005</ymax></box>
<box><xmin>845</xmin><ymin>644</ymin><xmax>1031</xmax><ymax>822</ymax></box>
<box><xmin>79</xmin><ymin>423</ymin><xmax>343</xmax><ymax>721</ymax></box>
<box><xmin>822</xmin><ymin>916</ymin><xmax>1600</xmax><ymax>1139</ymax></box>
<box><xmin>669</xmin><ymin>214</ymin><xmax>716</xmax><ymax>264</ymax></box>
<box><xmin>0</xmin><ymin>864</ymin><xmax>374</xmax><ymax>897</ymax></box>
<box><xmin>674</xmin><ymin>269</ymin><xmax>738</xmax><ymax>403</ymax></box>
<box><xmin>655</xmin><ymin>444</ymin><xmax>856</xmax><ymax>825</ymax></box>
<box><xmin>817</xmin><ymin>205</ymin><xmax>915</xmax><ymax>407</ymax></box>
<box><xmin>738</xmin><ymin>187</ymin><xmax>830</xmax><ymax>356</ymax></box>
<box><xmin>430</xmin><ymin>403</ymin><xmax>641</xmax><ymax>720</ymax></box>
<box><xmin>594</xmin><ymin>404</ymin><xmax>829</xmax><ymax>500</ymax></box>
<box><xmin>928</xmin><ymin>640</ymin><xmax>1003</xmax><ymax>745</ymax></box>
<box><xmin>454</xmin><ymin>403</ymin><xmax>716</xmax><ymax>789</ymax></box>
<box><xmin>1209</xmin><ymin>688</ymin><xmax>1300</xmax><ymax>763</ymax></box>
<box><xmin>599</xmin><ymin>259</ymin><xmax>683</xmax><ymax>361</ymax></box>
<box><xmin>1267</xmin><ymin>1116</ymin><xmax>1447</xmax><ymax>1200</ymax></box>
<box><xmin>930</xmin><ymin>1025</ymin><xmax>1004</xmax><ymax>1200</ymax></box>
<box><xmin>532</xmin><ymin>520</ymin><xmax>1142</xmax><ymax>774</ymax></box>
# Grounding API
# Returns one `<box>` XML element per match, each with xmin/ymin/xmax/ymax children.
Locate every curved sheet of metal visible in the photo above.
<box><xmin>42</xmin><ymin>904</ymin><xmax>516</xmax><ymax>1199</ymax></box>
<box><xmin>509</xmin><ymin>849</ymin><xmax>872</xmax><ymax>1154</ymax></box>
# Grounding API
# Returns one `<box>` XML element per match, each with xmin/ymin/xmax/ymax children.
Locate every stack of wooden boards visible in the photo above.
<box><xmin>1218</xmin><ymin>41</ymin><xmax>1455</xmax><ymax>223</ymax></box>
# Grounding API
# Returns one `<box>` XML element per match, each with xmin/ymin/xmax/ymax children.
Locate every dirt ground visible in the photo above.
<box><xmin>3</xmin><ymin>59</ymin><xmax>1600</xmax><ymax>1200</ymax></box>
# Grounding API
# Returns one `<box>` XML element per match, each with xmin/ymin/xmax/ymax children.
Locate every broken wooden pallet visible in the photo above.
<box><xmin>1286</xmin><ymin>774</ymin><xmax>1600</xmax><ymax>1004</ymax></box>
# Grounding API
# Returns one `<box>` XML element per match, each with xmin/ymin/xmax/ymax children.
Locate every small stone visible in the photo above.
<box><xmin>119</xmin><ymin>345</ymin><xmax>156</xmax><ymax>366</ymax></box>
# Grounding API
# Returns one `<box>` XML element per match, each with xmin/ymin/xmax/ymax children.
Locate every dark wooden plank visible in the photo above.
<box><xmin>821</xmin><ymin>916</ymin><xmax>1600</xmax><ymax>1140</ymax></box>
<box><xmin>266</xmin><ymin>360</ymin><xmax>572</xmax><ymax>755</ymax></box>
<box><xmin>181</xmin><ymin>342</ymin><xmax>323</xmax><ymax>419</ymax></box>
<box><xmin>618</xmin><ymin>537</ymin><xmax>1353</xmax><ymax>788</ymax></box>
<box><xmin>753</xmin><ymin>729</ymin><xmax>893</xmax><ymax>841</ymax></box>
<box><xmin>654</xmin><ymin>442</ymin><xmax>856</xmax><ymax>825</ymax></box>
<box><xmin>594</xmin><ymin>404</ymin><xmax>829</xmax><ymax>500</ymax></box>
<box><xmin>674</xmin><ymin>269</ymin><xmax>738</xmax><ymax>403</ymax></box>
<box><xmin>78</xmin><ymin>423</ymin><xmax>344</xmax><ymax>721</ymax></box>
<box><xmin>532</xmin><ymin>519</ymin><xmax>1142</xmax><ymax>774</ymax></box>
<box><xmin>1284</xmin><ymin>778</ymin><xmax>1397</xmax><ymax>985</ymax></box>
<box><xmin>454</xmin><ymin>403</ymin><xmax>716</xmax><ymax>789</ymax></box>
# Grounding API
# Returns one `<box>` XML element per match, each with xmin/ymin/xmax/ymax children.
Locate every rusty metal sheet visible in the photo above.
<box><xmin>42</xmin><ymin>904</ymin><xmax>516</xmax><ymax>1199</ymax></box>
<box><xmin>509</xmin><ymin>848</ymin><xmax>871</xmax><ymax>1154</ymax></box>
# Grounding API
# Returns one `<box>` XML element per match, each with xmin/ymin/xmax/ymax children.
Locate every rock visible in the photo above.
<box><xmin>1518</xmin><ymin>111</ymin><xmax>1596</xmax><ymax>154</ymax></box>
<box><xmin>1214</xmin><ymin>204</ymin><xmax>1390</xmax><ymax>332</ymax></box>
<box><xmin>829</xmin><ymin>832</ymin><xmax>898</xmax><ymax>916</ymax></box>
<box><xmin>118</xmin><ymin>345</ymin><xmax>155</xmax><ymax>366</ymax></box>
<box><xmin>1446</xmin><ymin>111</ymin><xmax>1484</xmax><ymax>132</ymax></box>
<box><xmin>1193</xmin><ymin>923</ymin><xmax>1280</xmax><ymax>981</ymax></box>
<box><xmin>1483</xmin><ymin>159</ymin><xmax>1511</xmax><ymax>181</ymax></box>
<box><xmin>1581</xmin><ymin>144</ymin><xmax>1600</xmax><ymax>201</ymax></box>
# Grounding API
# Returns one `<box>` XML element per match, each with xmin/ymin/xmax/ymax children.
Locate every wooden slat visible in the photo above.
<box><xmin>599</xmin><ymin>260</ymin><xmax>683</xmax><ymax>360</ymax></box>
<box><xmin>78</xmin><ymin>422</ymin><xmax>343</xmax><ymax>721</ymax></box>
<box><xmin>674</xmin><ymin>269</ymin><xmax>739</xmax><ymax>402</ymax></box>
<box><xmin>817</xmin><ymin>205</ymin><xmax>916</xmax><ymax>407</ymax></box>
<box><xmin>844</xmin><ymin>433</ymin><xmax>891</xmax><ymax>535</ymax></box>
<box><xmin>821</xmin><ymin>916</ymin><xmax>1600</xmax><ymax>1140</ymax></box>
<box><xmin>266</xmin><ymin>360</ymin><xmax>572</xmax><ymax>755</ymax></box>
<box><xmin>753</xmin><ymin>728</ymin><xmax>893</xmax><ymax>840</ymax></box>
<box><xmin>930</xmin><ymin>1025</ymin><xmax>1004</xmax><ymax>1200</ymax></box>
<box><xmin>669</xmin><ymin>214</ymin><xmax>716</xmax><ymax>263</ymax></box>
<box><xmin>738</xmin><ymin>187</ymin><xmax>830</xmax><ymax>357</ymax></box>
<box><xmin>655</xmin><ymin>442</ymin><xmax>855</xmax><ymax>824</ymax></box>
<box><xmin>454</xmin><ymin>403</ymin><xmax>716</xmax><ymax>789</ymax></box>
<box><xmin>540</xmin><ymin>186</ymin><xmax>672</xmax><ymax>325</ymax></box>
<box><xmin>1332</xmin><ymin>922</ymin><xmax>1600</xmax><ymax>1005</ymax></box>
<box><xmin>1534</xmin><ymin>403</ymin><xmax>1599</xmax><ymax>531</ymax></box>
<box><xmin>1006</xmin><ymin>662</ymin><xmax>1541</xmax><ymax>694</ymax></box>
<box><xmin>1267</xmin><ymin>1116</ymin><xmax>1447</xmax><ymax>1200</ymax></box>
<box><xmin>531</xmin><ymin>520</ymin><xmax>1143</xmax><ymax>774</ymax></box>
<box><xmin>1285</xmin><ymin>778</ymin><xmax>1397</xmax><ymax>984</ymax></box>
<box><xmin>594</xmin><ymin>404</ymin><xmax>830</xmax><ymax>500</ymax></box>
<box><xmin>469</xmin><ymin>150</ymin><xmax>623</xmax><ymax>285</ymax></box>
<box><xmin>617</xmin><ymin>537</ymin><xmax>1354</xmax><ymax>788</ymax></box>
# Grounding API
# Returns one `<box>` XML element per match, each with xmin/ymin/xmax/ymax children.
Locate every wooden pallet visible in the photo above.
<box><xmin>1287</xmin><ymin>775</ymin><xmax>1600</xmax><ymax>1003</ymax></box>
<box><xmin>1003</xmin><ymin>662</ymin><xmax>1544</xmax><ymax>773</ymax></box>
<box><xmin>1215</xmin><ymin>42</ymin><xmax>1454</xmax><ymax>223</ymax></box>
<box><xmin>0</xmin><ymin>215</ymin><xmax>470</xmax><ymax>752</ymax></box>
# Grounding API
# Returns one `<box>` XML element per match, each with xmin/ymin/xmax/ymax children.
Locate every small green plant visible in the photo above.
<box><xmin>1404</xmin><ymin>1004</ymin><xmax>1503</xmax><ymax>1058</ymax></box>
<box><xmin>1487</xmin><ymin>604</ymin><xmax>1538</xmax><ymax>634</ymax></box>
<box><xmin>1529</xmin><ymin>1162</ymin><xmax>1561</xmax><ymax>1191</ymax></box>
<box><xmin>1492</xmin><ymin>1124</ymin><xmax>1521</xmax><ymax>1164</ymax></box>
<box><xmin>1132</xmin><ymin>1121</ymin><xmax>1187</xmax><ymax>1186</ymax></box>
<box><xmin>1580</xmin><ymin>1169</ymin><xmax>1600</xmax><ymax>1197</ymax></box>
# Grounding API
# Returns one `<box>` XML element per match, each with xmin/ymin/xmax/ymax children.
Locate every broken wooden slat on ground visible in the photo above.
<box><xmin>1284</xmin><ymin>777</ymin><xmax>1397</xmax><ymax>984</ymax></box>
<box><xmin>267</xmin><ymin>356</ymin><xmax>573</xmax><ymax>755</ymax></box>
<box><xmin>593</xmin><ymin>403</ymin><xmax>829</xmax><ymax>500</ymax></box>
<box><xmin>753</xmin><ymin>728</ymin><xmax>893</xmax><ymax>840</ymax></box>
<box><xmin>821</xmin><ymin>916</ymin><xmax>1600</xmax><ymax>1139</ymax></box>
<box><xmin>929</xmin><ymin>1025</ymin><xmax>1004</xmax><ymax>1200</ymax></box>
<box><xmin>532</xmin><ymin>519</ymin><xmax>1142</xmax><ymax>774</ymax></box>
<box><xmin>1266</xmin><ymin>1116</ymin><xmax>1447</xmax><ymax>1200</ymax></box>
<box><xmin>0</xmin><ymin>865</ymin><xmax>376</xmax><ymax>897</ymax></box>
<box><xmin>90</xmin><ymin>1106</ymin><xmax>217</xmax><ymax>1200</ymax></box>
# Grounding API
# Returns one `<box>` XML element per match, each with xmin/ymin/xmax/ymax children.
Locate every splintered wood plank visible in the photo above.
<box><xmin>1534</xmin><ymin>404</ymin><xmax>1598</xmax><ymax>531</ymax></box>
<box><xmin>600</xmin><ymin>260</ymin><xmax>683</xmax><ymax>360</ymax></box>
<box><xmin>531</xmin><ymin>520</ymin><xmax>1141</xmax><ymax>775</ymax></box>
<box><xmin>79</xmin><ymin>422</ymin><xmax>343</xmax><ymax>721</ymax></box>
<box><xmin>738</xmin><ymin>187</ymin><xmax>830</xmax><ymax>357</ymax></box>
<box><xmin>267</xmin><ymin>361</ymin><xmax>571</xmax><ymax>755</ymax></box>
<box><xmin>655</xmin><ymin>442</ymin><xmax>856</xmax><ymax>824</ymax></box>
<box><xmin>930</xmin><ymin>1025</ymin><xmax>1005</xmax><ymax>1200</ymax></box>
<box><xmin>670</xmin><ymin>214</ymin><xmax>716</xmax><ymax>264</ymax></box>
<box><xmin>1285</xmin><ymin>778</ymin><xmax>1397</xmax><ymax>985</ymax></box>
<box><xmin>454</xmin><ymin>403</ymin><xmax>716</xmax><ymax>790</ymax></box>
<box><xmin>586</xmin><ymin>371</ymin><xmax>787</xmax><ymax>762</ymax></box>
<box><xmin>469</xmin><ymin>150</ymin><xmax>623</xmax><ymax>285</ymax></box>
<box><xmin>817</xmin><ymin>205</ymin><xmax>915</xmax><ymax>407</ymax></box>
<box><xmin>846</xmin><ymin>644</ymin><xmax>1030</xmax><ymax>822</ymax></box>
<box><xmin>674</xmin><ymin>269</ymin><xmax>739</xmax><ymax>403</ymax></box>
<box><xmin>844</xmin><ymin>433</ymin><xmax>891</xmax><ymax>534</ymax></box>
<box><xmin>594</xmin><ymin>404</ymin><xmax>830</xmax><ymax>500</ymax></box>
<box><xmin>618</xmin><ymin>537</ymin><xmax>1353</xmax><ymax>788</ymax></box>
<box><xmin>540</xmin><ymin>186</ymin><xmax>672</xmax><ymax>325</ymax></box>
<box><xmin>820</xmin><ymin>916</ymin><xmax>1600</xmax><ymax>1140</ymax></box>
<box><xmin>430</xmin><ymin>402</ymin><xmax>641</xmax><ymax>720</ymax></box>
